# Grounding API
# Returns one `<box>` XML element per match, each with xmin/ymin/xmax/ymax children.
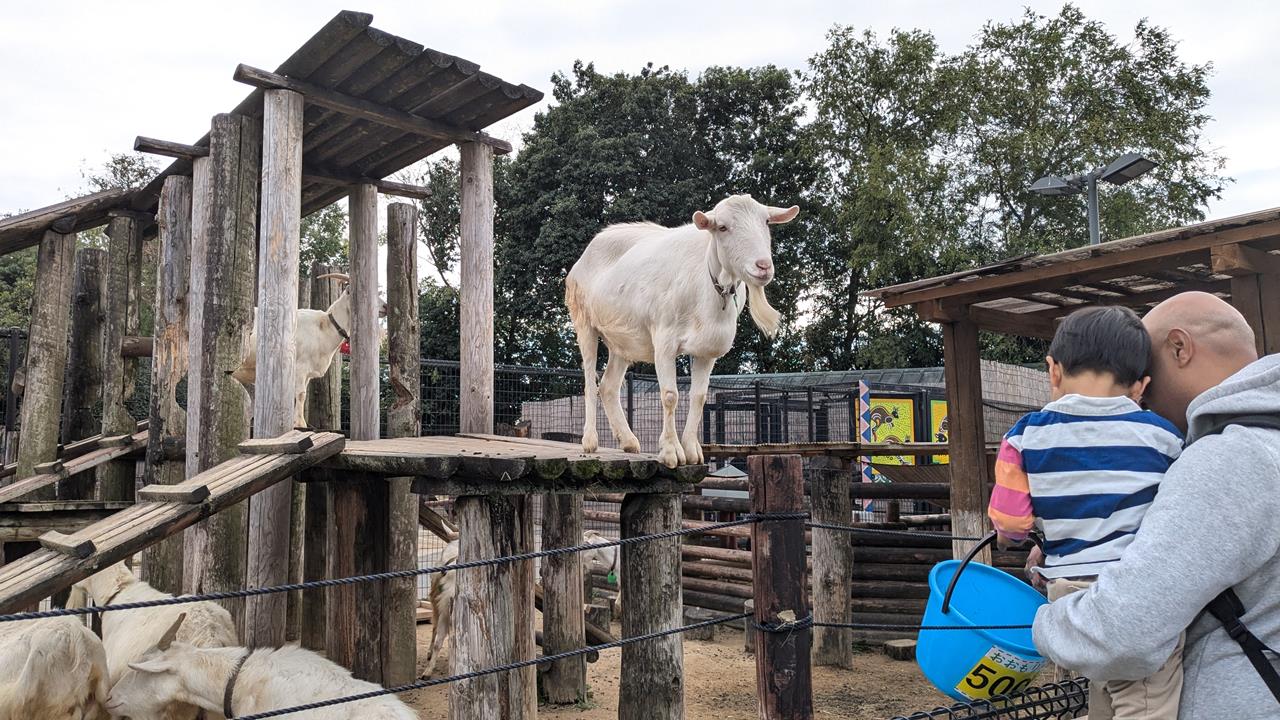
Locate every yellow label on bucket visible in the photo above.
<box><xmin>954</xmin><ymin>645</ymin><xmax>1044</xmax><ymax>700</ymax></box>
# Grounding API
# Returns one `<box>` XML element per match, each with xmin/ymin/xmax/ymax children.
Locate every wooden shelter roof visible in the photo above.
<box><xmin>864</xmin><ymin>206</ymin><xmax>1280</xmax><ymax>338</ymax></box>
<box><xmin>0</xmin><ymin>10</ymin><xmax>542</xmax><ymax>256</ymax></box>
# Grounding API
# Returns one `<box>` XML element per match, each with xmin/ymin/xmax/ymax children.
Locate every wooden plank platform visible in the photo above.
<box><xmin>316</xmin><ymin>434</ymin><xmax>706</xmax><ymax>494</ymax></box>
<box><xmin>0</xmin><ymin>501</ymin><xmax>134</xmax><ymax>543</ymax></box>
<box><xmin>0</xmin><ymin>419</ymin><xmax>148</xmax><ymax>481</ymax></box>
<box><xmin>0</xmin><ymin>431</ymin><xmax>344</xmax><ymax>614</ymax></box>
<box><xmin>0</xmin><ymin>429</ymin><xmax>150</xmax><ymax>504</ymax></box>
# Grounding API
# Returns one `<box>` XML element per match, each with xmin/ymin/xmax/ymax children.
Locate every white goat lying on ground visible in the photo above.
<box><xmin>70</xmin><ymin>562</ymin><xmax>238</xmax><ymax>720</ymax></box>
<box><xmin>583</xmin><ymin>529</ymin><xmax>622</xmax><ymax>612</ymax></box>
<box><xmin>107</xmin><ymin>614</ymin><xmax>417</xmax><ymax>720</ymax></box>
<box><xmin>232</xmin><ymin>272</ymin><xmax>385</xmax><ymax>428</ymax></box>
<box><xmin>0</xmin><ymin>616</ymin><xmax>111</xmax><ymax>720</ymax></box>
<box><xmin>566</xmin><ymin>195</ymin><xmax>799</xmax><ymax>467</ymax></box>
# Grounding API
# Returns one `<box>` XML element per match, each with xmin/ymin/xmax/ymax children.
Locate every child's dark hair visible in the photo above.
<box><xmin>1047</xmin><ymin>305</ymin><xmax>1150</xmax><ymax>385</ymax></box>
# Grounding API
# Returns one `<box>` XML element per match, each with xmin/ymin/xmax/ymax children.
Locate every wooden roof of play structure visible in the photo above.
<box><xmin>0</xmin><ymin>10</ymin><xmax>543</xmax><ymax>256</ymax></box>
<box><xmin>865</xmin><ymin>206</ymin><xmax>1280</xmax><ymax>341</ymax></box>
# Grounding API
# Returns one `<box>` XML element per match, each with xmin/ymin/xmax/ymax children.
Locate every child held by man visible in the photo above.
<box><xmin>987</xmin><ymin>306</ymin><xmax>1185</xmax><ymax>719</ymax></box>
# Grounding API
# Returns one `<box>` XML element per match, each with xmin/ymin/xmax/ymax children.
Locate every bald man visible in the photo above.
<box><xmin>1033</xmin><ymin>292</ymin><xmax>1280</xmax><ymax>719</ymax></box>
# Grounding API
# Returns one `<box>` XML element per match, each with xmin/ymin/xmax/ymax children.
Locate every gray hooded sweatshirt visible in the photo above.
<box><xmin>1033</xmin><ymin>354</ymin><xmax>1280</xmax><ymax>719</ymax></box>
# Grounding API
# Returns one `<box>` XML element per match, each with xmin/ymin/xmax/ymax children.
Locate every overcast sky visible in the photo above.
<box><xmin>3</xmin><ymin>0</ymin><xmax>1277</xmax><ymax>224</ymax></box>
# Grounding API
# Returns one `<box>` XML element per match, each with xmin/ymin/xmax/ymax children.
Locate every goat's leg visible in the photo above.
<box><xmin>424</xmin><ymin>593</ymin><xmax>452</xmax><ymax>677</ymax></box>
<box><xmin>680</xmin><ymin>355</ymin><xmax>714</xmax><ymax>466</ymax></box>
<box><xmin>599</xmin><ymin>354</ymin><xmax>639</xmax><ymax>453</ymax></box>
<box><xmin>577</xmin><ymin>327</ymin><xmax>601</xmax><ymax>453</ymax></box>
<box><xmin>654</xmin><ymin>346</ymin><xmax>685</xmax><ymax>468</ymax></box>
<box><xmin>294</xmin><ymin>387</ymin><xmax>310</xmax><ymax>430</ymax></box>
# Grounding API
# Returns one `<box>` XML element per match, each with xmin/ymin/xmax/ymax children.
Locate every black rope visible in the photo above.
<box><xmin>0</xmin><ymin>513</ymin><xmax>804</xmax><ymax>624</ymax></box>
<box><xmin>233</xmin><ymin>611</ymin><xmax>751</xmax><ymax>720</ymax></box>
<box><xmin>806</xmin><ymin>520</ymin><xmax>986</xmax><ymax>543</ymax></box>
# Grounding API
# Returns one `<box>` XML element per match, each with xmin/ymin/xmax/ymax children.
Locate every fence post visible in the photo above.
<box><xmin>619</xmin><ymin>492</ymin><xmax>683</xmax><ymax>720</ymax></box>
<box><xmin>809</xmin><ymin>455</ymin><xmax>853</xmax><ymax>668</ymax></box>
<box><xmin>754</xmin><ymin>381</ymin><xmax>763</xmax><ymax>444</ymax></box>
<box><xmin>3</xmin><ymin>330</ymin><xmax>21</xmax><ymax>464</ymax></box>
<box><xmin>541</xmin><ymin>494</ymin><xmax>586</xmax><ymax>704</ymax></box>
<box><xmin>749</xmin><ymin>454</ymin><xmax>813</xmax><ymax>720</ymax></box>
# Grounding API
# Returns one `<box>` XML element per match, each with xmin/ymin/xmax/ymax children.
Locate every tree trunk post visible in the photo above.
<box><xmin>383</xmin><ymin>202</ymin><xmax>420</xmax><ymax>685</ymax></box>
<box><xmin>619</xmin><ymin>492</ymin><xmax>684</xmax><ymax>720</ymax></box>
<box><xmin>459</xmin><ymin>141</ymin><xmax>494</xmax><ymax>435</ymax></box>
<box><xmin>749</xmin><ymin>454</ymin><xmax>813</xmax><ymax>720</ymax></box>
<box><xmin>98</xmin><ymin>212</ymin><xmax>146</xmax><ymax>501</ymax></box>
<box><xmin>183</xmin><ymin>113</ymin><xmax>260</xmax><ymax>631</ymax></box>
<box><xmin>15</xmin><ymin>230</ymin><xmax>76</xmax><ymax>497</ymax></box>
<box><xmin>941</xmin><ymin>319</ymin><xmax>991</xmax><ymax>561</ymax></box>
<box><xmin>302</xmin><ymin>264</ymin><xmax>341</xmax><ymax>652</ymax></box>
<box><xmin>328</xmin><ymin>182</ymin><xmax>388</xmax><ymax>680</ymax></box>
<box><xmin>809</xmin><ymin>455</ymin><xmax>853</xmax><ymax>668</ymax></box>
<box><xmin>449</xmin><ymin>495</ymin><xmax>536</xmax><ymax>720</ymax></box>
<box><xmin>60</xmin><ymin>246</ymin><xmax>106</xmax><ymax>499</ymax></box>
<box><xmin>541</xmin><ymin>493</ymin><xmax>587</xmax><ymax>704</ymax></box>
<box><xmin>140</xmin><ymin>175</ymin><xmax>192</xmax><ymax>594</ymax></box>
<box><xmin>244</xmin><ymin>87</ymin><xmax>304</xmax><ymax>648</ymax></box>
<box><xmin>285</xmin><ymin>274</ymin><xmax>311</xmax><ymax>643</ymax></box>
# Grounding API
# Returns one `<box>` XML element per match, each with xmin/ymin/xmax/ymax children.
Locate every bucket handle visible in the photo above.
<box><xmin>941</xmin><ymin>531</ymin><xmax>1044</xmax><ymax>614</ymax></box>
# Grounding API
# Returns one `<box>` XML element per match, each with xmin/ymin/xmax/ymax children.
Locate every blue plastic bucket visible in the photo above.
<box><xmin>916</xmin><ymin>533</ymin><xmax>1049</xmax><ymax>702</ymax></box>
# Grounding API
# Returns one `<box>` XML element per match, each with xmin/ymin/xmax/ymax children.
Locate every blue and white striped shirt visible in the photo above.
<box><xmin>994</xmin><ymin>394</ymin><xmax>1184</xmax><ymax>579</ymax></box>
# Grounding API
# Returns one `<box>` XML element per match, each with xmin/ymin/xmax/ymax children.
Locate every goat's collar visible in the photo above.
<box><xmin>223</xmin><ymin>649</ymin><xmax>252</xmax><ymax>719</ymax></box>
<box><xmin>91</xmin><ymin>585</ymin><xmax>126</xmax><ymax>639</ymax></box>
<box><xmin>327</xmin><ymin>311</ymin><xmax>350</xmax><ymax>341</ymax></box>
<box><xmin>707</xmin><ymin>265</ymin><xmax>739</xmax><ymax>312</ymax></box>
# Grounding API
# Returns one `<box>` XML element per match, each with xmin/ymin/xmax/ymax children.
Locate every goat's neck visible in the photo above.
<box><xmin>705</xmin><ymin>241</ymin><xmax>739</xmax><ymax>290</ymax></box>
<box><xmin>178</xmin><ymin>647</ymin><xmax>251</xmax><ymax>715</ymax></box>
<box><xmin>326</xmin><ymin>291</ymin><xmax>353</xmax><ymax>334</ymax></box>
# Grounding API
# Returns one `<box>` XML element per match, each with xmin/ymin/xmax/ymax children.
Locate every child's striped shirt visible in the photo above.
<box><xmin>987</xmin><ymin>394</ymin><xmax>1183</xmax><ymax>579</ymax></box>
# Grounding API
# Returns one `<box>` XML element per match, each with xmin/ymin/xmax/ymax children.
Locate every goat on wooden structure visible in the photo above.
<box><xmin>232</xmin><ymin>272</ymin><xmax>385</xmax><ymax>428</ymax></box>
<box><xmin>566</xmin><ymin>195</ymin><xmax>799</xmax><ymax>467</ymax></box>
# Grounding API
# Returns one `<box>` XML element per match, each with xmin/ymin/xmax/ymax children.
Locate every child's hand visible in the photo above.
<box><xmin>1024</xmin><ymin>545</ymin><xmax>1047</xmax><ymax>592</ymax></box>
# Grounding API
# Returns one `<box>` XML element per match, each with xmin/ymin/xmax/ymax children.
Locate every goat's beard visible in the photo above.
<box><xmin>747</xmin><ymin>284</ymin><xmax>781</xmax><ymax>339</ymax></box>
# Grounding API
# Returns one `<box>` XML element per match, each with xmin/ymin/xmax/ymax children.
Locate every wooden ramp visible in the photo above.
<box><xmin>0</xmin><ymin>430</ymin><xmax>343</xmax><ymax>614</ymax></box>
<box><xmin>0</xmin><ymin>423</ymin><xmax>151</xmax><ymax>504</ymax></box>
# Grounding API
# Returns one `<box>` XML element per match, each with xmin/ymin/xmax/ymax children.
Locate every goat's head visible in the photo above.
<box><xmin>693</xmin><ymin>195</ymin><xmax>799</xmax><ymax>289</ymax></box>
<box><xmin>107</xmin><ymin>614</ymin><xmax>196</xmax><ymax>718</ymax></box>
<box><xmin>317</xmin><ymin>272</ymin><xmax>388</xmax><ymax>318</ymax></box>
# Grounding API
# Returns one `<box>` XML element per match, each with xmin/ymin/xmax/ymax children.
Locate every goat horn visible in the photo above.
<box><xmin>156</xmin><ymin>612</ymin><xmax>187</xmax><ymax>650</ymax></box>
<box><xmin>315</xmin><ymin>273</ymin><xmax>350</xmax><ymax>282</ymax></box>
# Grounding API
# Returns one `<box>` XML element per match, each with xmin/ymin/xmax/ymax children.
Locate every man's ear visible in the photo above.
<box><xmin>1046</xmin><ymin>356</ymin><xmax>1063</xmax><ymax>390</ymax></box>
<box><xmin>766</xmin><ymin>205</ymin><xmax>799</xmax><ymax>225</ymax></box>
<box><xmin>1128</xmin><ymin>376</ymin><xmax>1152</xmax><ymax>403</ymax></box>
<box><xmin>693</xmin><ymin>210</ymin><xmax>715</xmax><ymax>231</ymax></box>
<box><xmin>1168</xmin><ymin>328</ymin><xmax>1194</xmax><ymax>367</ymax></box>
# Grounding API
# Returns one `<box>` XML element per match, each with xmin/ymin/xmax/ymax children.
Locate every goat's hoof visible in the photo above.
<box><xmin>582</xmin><ymin>432</ymin><xmax>599</xmax><ymax>453</ymax></box>
<box><xmin>658</xmin><ymin>445</ymin><xmax>681</xmax><ymax>469</ymax></box>
<box><xmin>620</xmin><ymin>436</ymin><xmax>641</xmax><ymax>453</ymax></box>
<box><xmin>682</xmin><ymin>439</ymin><xmax>703</xmax><ymax>465</ymax></box>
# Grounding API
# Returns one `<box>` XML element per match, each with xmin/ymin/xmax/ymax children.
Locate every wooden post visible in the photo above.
<box><xmin>245</xmin><ymin>88</ymin><xmax>304</xmax><ymax>648</ymax></box>
<box><xmin>15</xmin><ymin>230</ymin><xmax>76</xmax><ymax>498</ymax></box>
<box><xmin>459</xmin><ymin>141</ymin><xmax>494</xmax><ymax>434</ymax></box>
<box><xmin>749</xmin><ymin>454</ymin><xmax>813</xmax><ymax>720</ymax></box>
<box><xmin>619</xmin><ymin>492</ymin><xmax>683</xmax><ymax>720</ymax></box>
<box><xmin>809</xmin><ymin>455</ymin><xmax>853</xmax><ymax>668</ymax></box>
<box><xmin>448</xmin><ymin>495</ymin><xmax>535</xmax><ymax>720</ymax></box>
<box><xmin>59</xmin><ymin>247</ymin><xmax>106</xmax><ymax>500</ymax></box>
<box><xmin>941</xmin><ymin>319</ymin><xmax>991</xmax><ymax>561</ymax></box>
<box><xmin>140</xmin><ymin>176</ymin><xmax>192</xmax><ymax>595</ymax></box>
<box><xmin>541</xmin><ymin>494</ymin><xmax>587</xmax><ymax>704</ymax></box>
<box><xmin>99</xmin><ymin>212</ymin><xmax>145</xmax><ymax>501</ymax></box>
<box><xmin>383</xmin><ymin>202</ymin><xmax>420</xmax><ymax>685</ymax></box>
<box><xmin>302</xmin><ymin>264</ymin><xmax>341</xmax><ymax>652</ymax></box>
<box><xmin>285</xmin><ymin>275</ymin><xmax>310</xmax><ymax>643</ymax></box>
<box><xmin>183</xmin><ymin>113</ymin><xmax>260</xmax><ymax>631</ymax></box>
<box><xmin>1229</xmin><ymin>274</ymin><xmax>1280</xmax><ymax>356</ymax></box>
<box><xmin>328</xmin><ymin>182</ymin><xmax>389</xmax><ymax>679</ymax></box>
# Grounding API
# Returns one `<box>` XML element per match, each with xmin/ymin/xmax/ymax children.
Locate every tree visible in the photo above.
<box><xmin>300</xmin><ymin>201</ymin><xmax>348</xmax><ymax>272</ymax></box>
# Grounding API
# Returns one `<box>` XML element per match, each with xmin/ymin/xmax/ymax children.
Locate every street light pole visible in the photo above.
<box><xmin>1086</xmin><ymin>173</ymin><xmax>1100</xmax><ymax>246</ymax></box>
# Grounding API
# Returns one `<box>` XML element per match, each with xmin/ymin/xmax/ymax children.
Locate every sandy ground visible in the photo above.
<box><xmin>402</xmin><ymin>621</ymin><xmax>951</xmax><ymax>720</ymax></box>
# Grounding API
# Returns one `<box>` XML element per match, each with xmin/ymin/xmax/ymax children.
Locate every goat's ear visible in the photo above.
<box><xmin>692</xmin><ymin>211</ymin><xmax>715</xmax><ymax>231</ymax></box>
<box><xmin>128</xmin><ymin>658</ymin><xmax>176</xmax><ymax>674</ymax></box>
<box><xmin>766</xmin><ymin>205</ymin><xmax>800</xmax><ymax>225</ymax></box>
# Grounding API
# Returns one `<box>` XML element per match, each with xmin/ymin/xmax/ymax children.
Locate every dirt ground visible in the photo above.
<box><xmin>402</xmin><ymin>621</ymin><xmax>951</xmax><ymax>719</ymax></box>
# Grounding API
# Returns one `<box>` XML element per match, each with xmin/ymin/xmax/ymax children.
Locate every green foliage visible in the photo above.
<box><xmin>300</xmin><ymin>202</ymin><xmax>349</xmax><ymax>271</ymax></box>
<box><xmin>77</xmin><ymin>153</ymin><xmax>161</xmax><ymax>250</ymax></box>
<box><xmin>0</xmin><ymin>248</ymin><xmax>37</xmax><ymax>329</ymax></box>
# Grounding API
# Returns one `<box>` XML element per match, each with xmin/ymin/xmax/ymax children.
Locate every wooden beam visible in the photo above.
<box><xmin>60</xmin><ymin>247</ymin><xmax>106</xmax><ymax>500</ymax></box>
<box><xmin>541</xmin><ymin>494</ymin><xmax>587</xmax><ymax>703</ymax></box>
<box><xmin>459</xmin><ymin>142</ymin><xmax>495</xmax><ymax>436</ymax></box>
<box><xmin>967</xmin><ymin>305</ymin><xmax>1057</xmax><ymax>339</ymax></box>
<box><xmin>0</xmin><ymin>189</ymin><xmax>132</xmax><ymax>252</ymax></box>
<box><xmin>1212</xmin><ymin>243</ymin><xmax>1280</xmax><ymax>277</ymax></box>
<box><xmin>942</xmin><ymin>320</ymin><xmax>990</xmax><ymax>562</ymax></box>
<box><xmin>239</xmin><ymin>431</ymin><xmax>314</xmax><ymax>455</ymax></box>
<box><xmin>245</xmin><ymin>88</ymin><xmax>304</xmax><ymax>648</ymax></box>
<box><xmin>232</xmin><ymin>64</ymin><xmax>513</xmax><ymax>154</ymax></box>
<box><xmin>98</xmin><ymin>214</ymin><xmax>144</xmax><ymax>502</ymax></box>
<box><xmin>809</xmin><ymin>456</ymin><xmax>852</xmax><ymax>669</ymax></box>
<box><xmin>133</xmin><ymin>136</ymin><xmax>209</xmax><ymax>160</ymax></box>
<box><xmin>303</xmin><ymin>166</ymin><xmax>432</xmax><ymax>200</ymax></box>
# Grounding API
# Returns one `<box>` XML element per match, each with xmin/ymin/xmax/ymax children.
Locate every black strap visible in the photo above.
<box><xmin>1205</xmin><ymin>589</ymin><xmax>1280</xmax><ymax>703</ymax></box>
<box><xmin>326</xmin><ymin>312</ymin><xmax>349</xmax><ymax>341</ymax></box>
<box><xmin>224</xmin><ymin>649</ymin><xmax>252</xmax><ymax>718</ymax></box>
<box><xmin>1195</xmin><ymin>414</ymin><xmax>1280</xmax><ymax>704</ymax></box>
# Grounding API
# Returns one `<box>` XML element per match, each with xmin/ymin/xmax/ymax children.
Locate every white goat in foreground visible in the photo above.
<box><xmin>70</xmin><ymin>562</ymin><xmax>238</xmax><ymax>720</ymax></box>
<box><xmin>232</xmin><ymin>272</ymin><xmax>385</xmax><ymax>428</ymax></box>
<box><xmin>566</xmin><ymin>195</ymin><xmax>799</xmax><ymax>467</ymax></box>
<box><xmin>107</xmin><ymin>614</ymin><xmax>416</xmax><ymax>720</ymax></box>
<box><xmin>0</xmin><ymin>616</ymin><xmax>111</xmax><ymax>720</ymax></box>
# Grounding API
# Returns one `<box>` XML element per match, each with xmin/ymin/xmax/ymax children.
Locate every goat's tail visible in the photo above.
<box><xmin>565</xmin><ymin>274</ymin><xmax>591</xmax><ymax>330</ymax></box>
<box><xmin>747</xmin><ymin>284</ymin><xmax>781</xmax><ymax>339</ymax></box>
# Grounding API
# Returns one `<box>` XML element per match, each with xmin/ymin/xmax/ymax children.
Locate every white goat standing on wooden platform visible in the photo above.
<box><xmin>566</xmin><ymin>195</ymin><xmax>799</xmax><ymax>467</ymax></box>
<box><xmin>232</xmin><ymin>272</ymin><xmax>384</xmax><ymax>428</ymax></box>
